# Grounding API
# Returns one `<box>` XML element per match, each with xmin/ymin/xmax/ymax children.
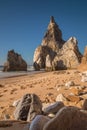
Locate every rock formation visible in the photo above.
<box><xmin>3</xmin><ymin>50</ymin><xmax>27</xmax><ymax>71</ymax></box>
<box><xmin>41</xmin><ymin>16</ymin><xmax>65</xmax><ymax>52</ymax></box>
<box><xmin>33</xmin><ymin>16</ymin><xmax>82</xmax><ymax>70</ymax></box>
<box><xmin>52</xmin><ymin>37</ymin><xmax>82</xmax><ymax>70</ymax></box>
<box><xmin>30</xmin><ymin>115</ymin><xmax>50</xmax><ymax>130</ymax></box>
<box><xmin>14</xmin><ymin>94</ymin><xmax>42</xmax><ymax>121</ymax></box>
<box><xmin>78</xmin><ymin>46</ymin><xmax>87</xmax><ymax>71</ymax></box>
<box><xmin>81</xmin><ymin>46</ymin><xmax>87</xmax><ymax>64</ymax></box>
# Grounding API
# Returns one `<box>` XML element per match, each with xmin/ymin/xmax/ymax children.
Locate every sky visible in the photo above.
<box><xmin>0</xmin><ymin>0</ymin><xmax>87</xmax><ymax>65</ymax></box>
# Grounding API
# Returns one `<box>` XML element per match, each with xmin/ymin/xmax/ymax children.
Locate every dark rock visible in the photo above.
<box><xmin>14</xmin><ymin>94</ymin><xmax>31</xmax><ymax>121</ymax></box>
<box><xmin>3</xmin><ymin>50</ymin><xmax>27</xmax><ymax>71</ymax></box>
<box><xmin>43</xmin><ymin>106</ymin><xmax>87</xmax><ymax>130</ymax></box>
<box><xmin>33</xmin><ymin>62</ymin><xmax>40</xmax><ymax>71</ymax></box>
<box><xmin>14</xmin><ymin>94</ymin><xmax>42</xmax><ymax>121</ymax></box>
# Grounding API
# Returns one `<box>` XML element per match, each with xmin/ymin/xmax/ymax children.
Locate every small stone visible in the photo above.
<box><xmin>12</xmin><ymin>99</ymin><xmax>20</xmax><ymax>107</ymax></box>
<box><xmin>81</xmin><ymin>76</ymin><xmax>87</xmax><ymax>82</ymax></box>
<box><xmin>48</xmin><ymin>113</ymin><xmax>55</xmax><ymax>118</ymax></box>
<box><xmin>56</xmin><ymin>94</ymin><xmax>66</xmax><ymax>102</ymax></box>
<box><xmin>65</xmin><ymin>81</ymin><xmax>75</xmax><ymax>87</ymax></box>
<box><xmin>65</xmin><ymin>94</ymin><xmax>80</xmax><ymax>102</ymax></box>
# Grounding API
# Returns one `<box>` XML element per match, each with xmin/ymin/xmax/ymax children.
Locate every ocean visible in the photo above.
<box><xmin>0</xmin><ymin>65</ymin><xmax>44</xmax><ymax>79</ymax></box>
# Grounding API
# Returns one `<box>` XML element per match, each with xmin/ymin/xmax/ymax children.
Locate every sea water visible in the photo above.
<box><xmin>0</xmin><ymin>65</ymin><xmax>44</xmax><ymax>79</ymax></box>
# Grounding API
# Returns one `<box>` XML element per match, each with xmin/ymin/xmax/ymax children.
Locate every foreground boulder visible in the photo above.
<box><xmin>43</xmin><ymin>106</ymin><xmax>87</xmax><ymax>130</ymax></box>
<box><xmin>43</xmin><ymin>101</ymin><xmax>64</xmax><ymax>115</ymax></box>
<box><xmin>3</xmin><ymin>50</ymin><xmax>27</xmax><ymax>71</ymax></box>
<box><xmin>33</xmin><ymin>16</ymin><xmax>82</xmax><ymax>70</ymax></box>
<box><xmin>14</xmin><ymin>94</ymin><xmax>42</xmax><ymax>121</ymax></box>
<box><xmin>30</xmin><ymin>115</ymin><xmax>50</xmax><ymax>130</ymax></box>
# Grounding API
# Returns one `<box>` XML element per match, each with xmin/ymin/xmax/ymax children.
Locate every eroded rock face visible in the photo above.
<box><xmin>52</xmin><ymin>37</ymin><xmax>82</xmax><ymax>70</ymax></box>
<box><xmin>45</xmin><ymin>55</ymin><xmax>53</xmax><ymax>71</ymax></box>
<box><xmin>81</xmin><ymin>46</ymin><xmax>87</xmax><ymax>64</ymax></box>
<box><xmin>33</xmin><ymin>17</ymin><xmax>82</xmax><ymax>70</ymax></box>
<box><xmin>33</xmin><ymin>45</ymin><xmax>56</xmax><ymax>69</ymax></box>
<box><xmin>78</xmin><ymin>46</ymin><xmax>87</xmax><ymax>71</ymax></box>
<box><xmin>3</xmin><ymin>50</ymin><xmax>27</xmax><ymax>71</ymax></box>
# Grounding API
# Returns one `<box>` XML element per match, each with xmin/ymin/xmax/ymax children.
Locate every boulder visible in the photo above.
<box><xmin>3</xmin><ymin>50</ymin><xmax>27</xmax><ymax>71</ymax></box>
<box><xmin>33</xmin><ymin>17</ymin><xmax>82</xmax><ymax>70</ymax></box>
<box><xmin>14</xmin><ymin>94</ymin><xmax>42</xmax><ymax>121</ymax></box>
<box><xmin>43</xmin><ymin>106</ymin><xmax>87</xmax><ymax>130</ymax></box>
<box><xmin>30</xmin><ymin>115</ymin><xmax>50</xmax><ymax>130</ymax></box>
<box><xmin>14</xmin><ymin>94</ymin><xmax>31</xmax><ymax>121</ymax></box>
<box><xmin>43</xmin><ymin>101</ymin><xmax>64</xmax><ymax>115</ymax></box>
<box><xmin>27</xmin><ymin>94</ymin><xmax>42</xmax><ymax>122</ymax></box>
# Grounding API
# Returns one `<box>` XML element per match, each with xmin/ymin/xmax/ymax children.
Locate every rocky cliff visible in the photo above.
<box><xmin>33</xmin><ymin>16</ymin><xmax>82</xmax><ymax>70</ymax></box>
<box><xmin>3</xmin><ymin>50</ymin><xmax>27</xmax><ymax>71</ymax></box>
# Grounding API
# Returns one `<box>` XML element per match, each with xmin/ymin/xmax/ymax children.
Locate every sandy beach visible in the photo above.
<box><xmin>0</xmin><ymin>69</ymin><xmax>87</xmax><ymax>120</ymax></box>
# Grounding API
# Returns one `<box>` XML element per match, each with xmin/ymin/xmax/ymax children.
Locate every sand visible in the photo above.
<box><xmin>0</xmin><ymin>69</ymin><xmax>87</xmax><ymax>120</ymax></box>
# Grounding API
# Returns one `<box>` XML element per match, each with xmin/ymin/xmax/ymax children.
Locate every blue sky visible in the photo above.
<box><xmin>0</xmin><ymin>0</ymin><xmax>87</xmax><ymax>65</ymax></box>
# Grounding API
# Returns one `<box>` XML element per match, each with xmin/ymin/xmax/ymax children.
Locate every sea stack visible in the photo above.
<box><xmin>33</xmin><ymin>16</ymin><xmax>82</xmax><ymax>71</ymax></box>
<box><xmin>3</xmin><ymin>50</ymin><xmax>27</xmax><ymax>71</ymax></box>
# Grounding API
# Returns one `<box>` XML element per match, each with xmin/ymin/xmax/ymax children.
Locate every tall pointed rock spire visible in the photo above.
<box><xmin>42</xmin><ymin>16</ymin><xmax>65</xmax><ymax>51</ymax></box>
<box><xmin>33</xmin><ymin>16</ymin><xmax>82</xmax><ymax>71</ymax></box>
<box><xmin>50</xmin><ymin>16</ymin><xmax>55</xmax><ymax>23</ymax></box>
